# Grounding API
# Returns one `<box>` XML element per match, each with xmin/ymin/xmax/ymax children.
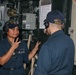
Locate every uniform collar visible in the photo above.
<box><xmin>48</xmin><ymin>30</ymin><xmax>64</xmax><ymax>40</ymax></box>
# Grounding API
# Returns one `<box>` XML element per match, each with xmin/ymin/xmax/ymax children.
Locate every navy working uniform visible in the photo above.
<box><xmin>34</xmin><ymin>30</ymin><xmax>75</xmax><ymax>75</ymax></box>
<box><xmin>0</xmin><ymin>38</ymin><xmax>29</xmax><ymax>75</ymax></box>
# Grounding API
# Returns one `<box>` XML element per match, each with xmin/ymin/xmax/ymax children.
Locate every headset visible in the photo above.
<box><xmin>43</xmin><ymin>20</ymin><xmax>49</xmax><ymax>29</ymax></box>
<box><xmin>3</xmin><ymin>20</ymin><xmax>18</xmax><ymax>35</ymax></box>
<box><xmin>43</xmin><ymin>19</ymin><xmax>64</xmax><ymax>29</ymax></box>
<box><xmin>3</xmin><ymin>21</ymin><xmax>10</xmax><ymax>35</ymax></box>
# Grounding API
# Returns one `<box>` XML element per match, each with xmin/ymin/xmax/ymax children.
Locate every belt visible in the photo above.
<box><xmin>2</xmin><ymin>67</ymin><xmax>22</xmax><ymax>70</ymax></box>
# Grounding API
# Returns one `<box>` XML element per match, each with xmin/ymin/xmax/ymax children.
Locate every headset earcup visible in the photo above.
<box><xmin>3</xmin><ymin>24</ymin><xmax>9</xmax><ymax>35</ymax></box>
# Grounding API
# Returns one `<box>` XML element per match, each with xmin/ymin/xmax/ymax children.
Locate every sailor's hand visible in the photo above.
<box><xmin>11</xmin><ymin>38</ymin><xmax>21</xmax><ymax>50</ymax></box>
<box><xmin>34</xmin><ymin>41</ymin><xmax>41</xmax><ymax>51</ymax></box>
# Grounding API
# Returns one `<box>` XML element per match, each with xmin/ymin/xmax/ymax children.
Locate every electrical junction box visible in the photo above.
<box><xmin>22</xmin><ymin>13</ymin><xmax>36</xmax><ymax>30</ymax></box>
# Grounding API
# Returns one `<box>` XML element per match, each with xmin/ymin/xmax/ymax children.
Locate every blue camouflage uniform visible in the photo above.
<box><xmin>34</xmin><ymin>30</ymin><xmax>75</xmax><ymax>75</ymax></box>
<box><xmin>0</xmin><ymin>38</ymin><xmax>29</xmax><ymax>75</ymax></box>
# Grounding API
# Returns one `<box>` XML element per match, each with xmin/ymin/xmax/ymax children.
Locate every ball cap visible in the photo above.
<box><xmin>4</xmin><ymin>21</ymin><xmax>19</xmax><ymax>29</ymax></box>
<box><xmin>44</xmin><ymin>10</ymin><xmax>65</xmax><ymax>24</ymax></box>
